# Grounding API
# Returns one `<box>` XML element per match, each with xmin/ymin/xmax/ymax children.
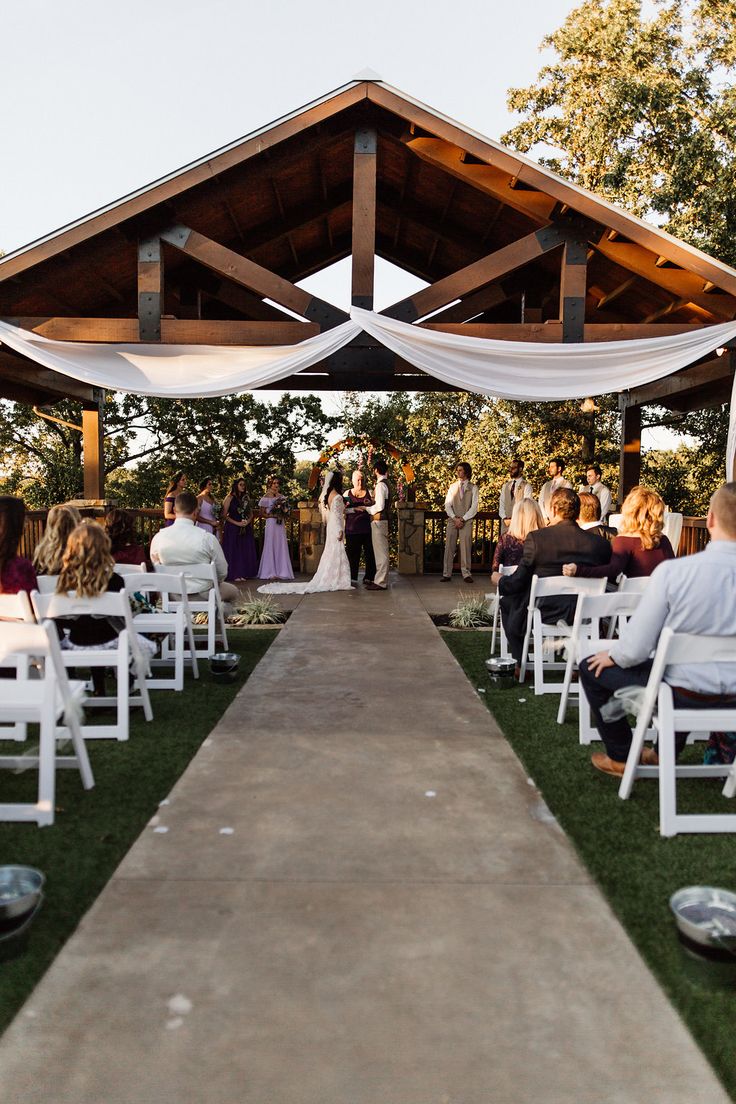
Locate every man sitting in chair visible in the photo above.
<box><xmin>580</xmin><ymin>482</ymin><xmax>736</xmax><ymax>777</ymax></box>
<box><xmin>150</xmin><ymin>491</ymin><xmax>239</xmax><ymax>607</ymax></box>
<box><xmin>493</xmin><ymin>487</ymin><xmax>611</xmax><ymax>678</ymax></box>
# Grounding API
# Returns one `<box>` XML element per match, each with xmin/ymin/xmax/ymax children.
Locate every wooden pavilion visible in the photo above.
<box><xmin>1</xmin><ymin>77</ymin><xmax>734</xmax><ymax>500</ymax></box>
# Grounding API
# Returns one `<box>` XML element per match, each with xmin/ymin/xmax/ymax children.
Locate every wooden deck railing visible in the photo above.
<box><xmin>422</xmin><ymin>511</ymin><xmax>503</xmax><ymax>573</ymax></box>
<box><xmin>677</xmin><ymin>516</ymin><xmax>709</xmax><ymax>557</ymax></box>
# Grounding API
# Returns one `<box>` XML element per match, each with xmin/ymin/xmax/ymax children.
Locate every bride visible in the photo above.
<box><xmin>258</xmin><ymin>470</ymin><xmax>352</xmax><ymax>594</ymax></box>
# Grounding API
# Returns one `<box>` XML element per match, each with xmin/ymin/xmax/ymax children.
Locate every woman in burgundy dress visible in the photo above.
<box><xmin>564</xmin><ymin>485</ymin><xmax>675</xmax><ymax>582</ymax></box>
<box><xmin>0</xmin><ymin>496</ymin><xmax>37</xmax><ymax>594</ymax></box>
<box><xmin>221</xmin><ymin>478</ymin><xmax>258</xmax><ymax>581</ymax></box>
<box><xmin>163</xmin><ymin>471</ymin><xmax>187</xmax><ymax>527</ymax></box>
<box><xmin>104</xmin><ymin>509</ymin><xmax>150</xmax><ymax>568</ymax></box>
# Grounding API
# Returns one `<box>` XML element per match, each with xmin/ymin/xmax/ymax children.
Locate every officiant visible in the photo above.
<box><xmin>344</xmin><ymin>469</ymin><xmax>376</xmax><ymax>587</ymax></box>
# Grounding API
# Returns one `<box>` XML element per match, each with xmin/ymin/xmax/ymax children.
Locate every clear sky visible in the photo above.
<box><xmin>0</xmin><ymin>0</ymin><xmax>678</xmax><ymax>450</ymax></box>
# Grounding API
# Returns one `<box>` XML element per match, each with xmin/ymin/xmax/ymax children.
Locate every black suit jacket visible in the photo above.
<box><xmin>499</xmin><ymin>520</ymin><xmax>612</xmax><ymax>640</ymax></box>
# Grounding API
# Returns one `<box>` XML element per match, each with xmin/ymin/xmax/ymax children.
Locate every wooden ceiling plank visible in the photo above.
<box><xmin>426</xmin><ymin>283</ymin><xmax>510</xmax><ymax>323</ymax></box>
<box><xmin>0</xmin><ymin>350</ymin><xmax>96</xmax><ymax>401</ymax></box>
<box><xmin>3</xmin><ymin>317</ymin><xmax>318</xmax><ymax>345</ymax></box>
<box><xmin>628</xmin><ymin>356</ymin><xmax>731</xmax><ymax>406</ymax></box>
<box><xmin>421</xmin><ymin>322</ymin><xmax>708</xmax><ymax>341</ymax></box>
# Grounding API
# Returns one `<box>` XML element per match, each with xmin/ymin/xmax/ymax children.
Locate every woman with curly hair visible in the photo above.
<box><xmin>32</xmin><ymin>504</ymin><xmax>81</xmax><ymax>576</ymax></box>
<box><xmin>104</xmin><ymin>508</ymin><xmax>148</xmax><ymax>567</ymax></box>
<box><xmin>563</xmin><ymin>485</ymin><xmax>675</xmax><ymax>582</ymax></box>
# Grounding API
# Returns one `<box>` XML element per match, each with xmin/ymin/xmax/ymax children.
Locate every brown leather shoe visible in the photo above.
<box><xmin>591</xmin><ymin>752</ymin><xmax>626</xmax><ymax>777</ymax></box>
<box><xmin>440</xmin><ymin>576</ymin><xmax>451</xmax><ymax>582</ymax></box>
<box><xmin>641</xmin><ymin>747</ymin><xmax>659</xmax><ymax>766</ymax></box>
<box><xmin>513</xmin><ymin>665</ymin><xmax>531</xmax><ymax>684</ymax></box>
<box><xmin>364</xmin><ymin>582</ymin><xmax>387</xmax><ymax>591</ymax></box>
<box><xmin>463</xmin><ymin>576</ymin><xmax>475</xmax><ymax>584</ymax></box>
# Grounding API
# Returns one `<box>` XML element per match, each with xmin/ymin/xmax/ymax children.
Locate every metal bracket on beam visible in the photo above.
<box><xmin>355</xmin><ymin>127</ymin><xmax>377</xmax><ymax>155</ymax></box>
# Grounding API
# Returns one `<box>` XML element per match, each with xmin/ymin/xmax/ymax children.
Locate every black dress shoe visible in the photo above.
<box><xmin>440</xmin><ymin>576</ymin><xmax>451</xmax><ymax>582</ymax></box>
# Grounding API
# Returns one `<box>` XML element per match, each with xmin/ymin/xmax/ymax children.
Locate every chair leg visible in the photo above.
<box><xmin>66</xmin><ymin>716</ymin><xmax>94</xmax><ymax>790</ymax></box>
<box><xmin>117</xmin><ymin>651</ymin><xmax>129</xmax><ymax>741</ymax></box>
<box><xmin>557</xmin><ymin>650</ymin><xmax>575</xmax><ymax>724</ymax></box>
<box><xmin>657</xmin><ymin>694</ymin><xmax>678</xmax><ymax>837</ymax></box>
<box><xmin>37</xmin><ymin>698</ymin><xmax>56</xmax><ymax>827</ymax></box>
<box><xmin>519</xmin><ymin>620</ymin><xmax>532</xmax><ymax>682</ymax></box>
<box><xmin>618</xmin><ymin>712</ymin><xmax>656</xmax><ymax>801</ymax></box>
<box><xmin>723</xmin><ymin>762</ymin><xmax>736</xmax><ymax>800</ymax></box>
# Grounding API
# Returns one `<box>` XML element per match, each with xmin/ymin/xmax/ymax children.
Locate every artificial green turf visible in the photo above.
<box><xmin>0</xmin><ymin>629</ymin><xmax>277</xmax><ymax>1034</ymax></box>
<box><xmin>443</xmin><ymin>630</ymin><xmax>736</xmax><ymax>1101</ymax></box>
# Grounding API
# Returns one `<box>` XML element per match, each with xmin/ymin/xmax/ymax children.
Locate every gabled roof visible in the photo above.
<box><xmin>1</xmin><ymin>79</ymin><xmax>735</xmax><ymax>329</ymax></box>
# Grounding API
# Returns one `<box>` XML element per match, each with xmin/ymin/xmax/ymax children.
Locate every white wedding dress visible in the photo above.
<box><xmin>258</xmin><ymin>493</ymin><xmax>352</xmax><ymax>594</ymax></box>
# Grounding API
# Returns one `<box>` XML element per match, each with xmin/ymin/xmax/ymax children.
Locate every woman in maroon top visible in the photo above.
<box><xmin>0</xmin><ymin>496</ymin><xmax>37</xmax><ymax>594</ymax></box>
<box><xmin>563</xmin><ymin>485</ymin><xmax>675</xmax><ymax>582</ymax></box>
<box><xmin>492</xmin><ymin>498</ymin><xmax>544</xmax><ymax>572</ymax></box>
<box><xmin>104</xmin><ymin>509</ymin><xmax>149</xmax><ymax>568</ymax></box>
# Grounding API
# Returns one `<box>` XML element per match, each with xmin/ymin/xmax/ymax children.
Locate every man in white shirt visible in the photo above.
<box><xmin>580</xmin><ymin>481</ymin><xmax>736</xmax><ymax>777</ymax></box>
<box><xmin>441</xmin><ymin>462</ymin><xmax>479</xmax><ymax>583</ymax></box>
<box><xmin>499</xmin><ymin>458</ymin><xmax>533</xmax><ymax>531</ymax></box>
<box><xmin>577</xmin><ymin>464</ymin><xmax>612</xmax><ymax>521</ymax></box>
<box><xmin>364</xmin><ymin>460</ymin><xmax>391</xmax><ymax>590</ymax></box>
<box><xmin>150</xmin><ymin>491</ymin><xmax>240</xmax><ymax>605</ymax></box>
<box><xmin>538</xmin><ymin>457</ymin><xmax>572</xmax><ymax>523</ymax></box>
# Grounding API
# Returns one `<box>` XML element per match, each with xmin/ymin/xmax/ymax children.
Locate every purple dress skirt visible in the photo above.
<box><xmin>257</xmin><ymin>496</ymin><xmax>294</xmax><ymax>580</ymax></box>
<box><xmin>221</xmin><ymin>496</ymin><xmax>258</xmax><ymax>581</ymax></box>
<box><xmin>163</xmin><ymin>496</ymin><xmax>176</xmax><ymax>527</ymax></box>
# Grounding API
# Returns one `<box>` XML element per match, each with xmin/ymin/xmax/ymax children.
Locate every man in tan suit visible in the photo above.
<box><xmin>441</xmin><ymin>462</ymin><xmax>479</xmax><ymax>583</ymax></box>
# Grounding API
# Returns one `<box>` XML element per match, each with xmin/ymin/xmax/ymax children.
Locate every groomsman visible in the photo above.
<box><xmin>441</xmin><ymin>462</ymin><xmax>479</xmax><ymax>583</ymax></box>
<box><xmin>578</xmin><ymin>464</ymin><xmax>612</xmax><ymax>521</ymax></box>
<box><xmin>538</xmin><ymin>457</ymin><xmax>572</xmax><ymax>523</ymax></box>
<box><xmin>499</xmin><ymin>458</ymin><xmax>533</xmax><ymax>530</ymax></box>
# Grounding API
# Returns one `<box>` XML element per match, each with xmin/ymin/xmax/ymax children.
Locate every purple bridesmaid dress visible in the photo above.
<box><xmin>257</xmin><ymin>496</ymin><xmax>294</xmax><ymax>580</ymax></box>
<box><xmin>222</xmin><ymin>495</ymin><xmax>258</xmax><ymax>581</ymax></box>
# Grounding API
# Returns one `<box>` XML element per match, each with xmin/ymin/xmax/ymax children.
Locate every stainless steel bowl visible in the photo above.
<box><xmin>670</xmin><ymin>886</ymin><xmax>736</xmax><ymax>952</ymax></box>
<box><xmin>208</xmin><ymin>652</ymin><xmax>240</xmax><ymax>683</ymax></box>
<box><xmin>485</xmin><ymin>657</ymin><xmax>517</xmax><ymax>687</ymax></box>
<box><xmin>0</xmin><ymin>866</ymin><xmax>45</xmax><ymax>922</ymax></box>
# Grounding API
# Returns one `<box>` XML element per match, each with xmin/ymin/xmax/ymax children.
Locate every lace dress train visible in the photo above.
<box><xmin>258</xmin><ymin>495</ymin><xmax>352</xmax><ymax>594</ymax></box>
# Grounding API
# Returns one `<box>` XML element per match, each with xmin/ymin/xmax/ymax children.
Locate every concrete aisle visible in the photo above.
<box><xmin>0</xmin><ymin>578</ymin><xmax>728</xmax><ymax>1104</ymax></box>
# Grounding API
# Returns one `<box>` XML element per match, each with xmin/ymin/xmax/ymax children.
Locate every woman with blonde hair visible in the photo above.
<box><xmin>563</xmin><ymin>485</ymin><xmax>675</xmax><ymax>581</ymax></box>
<box><xmin>33</xmin><ymin>504</ymin><xmax>82</xmax><ymax>576</ymax></box>
<box><xmin>492</xmin><ymin>497</ymin><xmax>544</xmax><ymax>573</ymax></box>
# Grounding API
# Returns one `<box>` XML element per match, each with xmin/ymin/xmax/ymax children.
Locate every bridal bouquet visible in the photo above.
<box><xmin>237</xmin><ymin>498</ymin><xmax>252</xmax><ymax>535</ymax></box>
<box><xmin>269</xmin><ymin>498</ymin><xmax>291</xmax><ymax>525</ymax></box>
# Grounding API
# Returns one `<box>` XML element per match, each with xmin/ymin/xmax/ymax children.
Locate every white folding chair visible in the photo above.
<box><xmin>0</xmin><ymin>592</ymin><xmax>36</xmax><ymax>743</ymax></box>
<box><xmin>0</xmin><ymin>620</ymin><xmax>94</xmax><ymax>826</ymax></box>
<box><xmin>519</xmin><ymin>576</ymin><xmax>606</xmax><ymax>694</ymax></box>
<box><xmin>124</xmin><ymin>573</ymin><xmax>199</xmax><ymax>691</ymax></box>
<box><xmin>31</xmin><ymin>590</ymin><xmax>153</xmax><ymax>741</ymax></box>
<box><xmin>618</xmin><ymin>628</ymin><xmax>736</xmax><ymax>835</ymax></box>
<box><xmin>154</xmin><ymin>562</ymin><xmax>229</xmax><ymax>659</ymax></box>
<box><xmin>487</xmin><ymin>564</ymin><xmax>517</xmax><ymax>659</ymax></box>
<box><xmin>113</xmin><ymin>562</ymin><xmax>146</xmax><ymax>577</ymax></box>
<box><xmin>663</xmin><ymin>512</ymin><xmax>684</xmax><ymax>555</ymax></box>
<box><xmin>557</xmin><ymin>590</ymin><xmax>643</xmax><ymax>726</ymax></box>
<box><xmin>618</xmin><ymin>575</ymin><xmax>652</xmax><ymax>594</ymax></box>
<box><xmin>35</xmin><ymin>575</ymin><xmax>59</xmax><ymax>594</ymax></box>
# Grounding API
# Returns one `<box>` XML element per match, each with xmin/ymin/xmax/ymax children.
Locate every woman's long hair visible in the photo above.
<box><xmin>508</xmin><ymin>497</ymin><xmax>544</xmax><ymax>542</ymax></box>
<box><xmin>165</xmin><ymin>471</ymin><xmax>185</xmax><ymax>496</ymax></box>
<box><xmin>323</xmin><ymin>471</ymin><xmax>343</xmax><ymax>508</ymax></box>
<box><xmin>0</xmin><ymin>497</ymin><xmax>26</xmax><ymax>574</ymax></box>
<box><xmin>230</xmin><ymin>478</ymin><xmax>246</xmax><ymax>500</ymax></box>
<box><xmin>104</xmin><ymin>508</ymin><xmax>138</xmax><ymax>554</ymax></box>
<box><xmin>57</xmin><ymin>521</ymin><xmax>115</xmax><ymax>597</ymax></box>
<box><xmin>33</xmin><ymin>504</ymin><xmax>82</xmax><ymax>574</ymax></box>
<box><xmin>618</xmin><ymin>485</ymin><xmax>665</xmax><ymax>550</ymax></box>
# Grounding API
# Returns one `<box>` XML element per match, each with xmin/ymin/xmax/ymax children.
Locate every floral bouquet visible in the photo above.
<box><xmin>237</xmin><ymin>497</ymin><xmax>252</xmax><ymax>536</ymax></box>
<box><xmin>269</xmin><ymin>498</ymin><xmax>291</xmax><ymax>525</ymax></box>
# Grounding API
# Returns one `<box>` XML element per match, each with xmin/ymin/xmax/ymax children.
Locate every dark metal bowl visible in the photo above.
<box><xmin>670</xmin><ymin>886</ymin><xmax>736</xmax><ymax>952</ymax></box>
<box><xmin>0</xmin><ymin>866</ymin><xmax>45</xmax><ymax>922</ymax></box>
<box><xmin>208</xmin><ymin>652</ymin><xmax>240</xmax><ymax>683</ymax></box>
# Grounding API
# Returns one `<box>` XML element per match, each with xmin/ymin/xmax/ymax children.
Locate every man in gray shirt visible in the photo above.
<box><xmin>580</xmin><ymin>482</ymin><xmax>736</xmax><ymax>777</ymax></box>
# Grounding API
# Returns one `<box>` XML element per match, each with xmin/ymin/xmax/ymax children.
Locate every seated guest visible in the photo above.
<box><xmin>492</xmin><ymin>498</ymin><xmax>544</xmax><ymax>571</ymax></box>
<box><xmin>563</xmin><ymin>485</ymin><xmax>674</xmax><ymax>584</ymax></box>
<box><xmin>104</xmin><ymin>509</ymin><xmax>149</xmax><ymax>567</ymax></box>
<box><xmin>577</xmin><ymin>493</ymin><xmax>617</xmax><ymax>542</ymax></box>
<box><xmin>150</xmin><ymin>490</ymin><xmax>239</xmax><ymax>606</ymax></box>
<box><xmin>0</xmin><ymin>496</ymin><xmax>37</xmax><ymax>594</ymax></box>
<box><xmin>493</xmin><ymin>488</ymin><xmax>610</xmax><ymax>675</ymax></box>
<box><xmin>579</xmin><ymin>482</ymin><xmax>736</xmax><ymax>777</ymax></box>
<box><xmin>32</xmin><ymin>504</ymin><xmax>82</xmax><ymax>577</ymax></box>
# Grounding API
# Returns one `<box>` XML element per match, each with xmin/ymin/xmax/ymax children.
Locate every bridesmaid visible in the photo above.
<box><xmin>163</xmin><ymin>471</ymin><xmax>187</xmax><ymax>527</ymax></box>
<box><xmin>257</xmin><ymin>476</ymin><xmax>294</xmax><ymax>581</ymax></box>
<box><xmin>196</xmin><ymin>477</ymin><xmax>219</xmax><ymax>535</ymax></box>
<box><xmin>221</xmin><ymin>477</ymin><xmax>258</xmax><ymax>582</ymax></box>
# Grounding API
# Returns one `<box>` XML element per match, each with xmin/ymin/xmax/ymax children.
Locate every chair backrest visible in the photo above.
<box><xmin>36</xmin><ymin>575</ymin><xmax>58</xmax><ymax>594</ymax></box>
<box><xmin>663</xmin><ymin>512</ymin><xmax>684</xmax><ymax>555</ymax></box>
<box><xmin>113</xmin><ymin>563</ymin><xmax>146</xmax><ymax>576</ymax></box>
<box><xmin>124</xmin><ymin>572</ymin><xmax>190</xmax><ymax>601</ymax></box>
<box><xmin>618</xmin><ymin>575</ymin><xmax>652</xmax><ymax>594</ymax></box>
<box><xmin>32</xmin><ymin>589</ymin><xmax>132</xmax><ymax>622</ymax></box>
<box><xmin>528</xmin><ymin>574</ymin><xmax>606</xmax><ymax>607</ymax></box>
<box><xmin>500</xmin><ymin>564</ymin><xmax>518</xmax><ymax>577</ymax></box>
<box><xmin>153</xmin><ymin>561</ymin><xmax>217</xmax><ymax>584</ymax></box>
<box><xmin>0</xmin><ymin>591</ymin><xmax>35</xmax><ymax>623</ymax></box>
<box><xmin>659</xmin><ymin>627</ymin><xmax>736</xmax><ymax>668</ymax></box>
<box><xmin>572</xmin><ymin>590</ymin><xmax>642</xmax><ymax>640</ymax></box>
<box><xmin>0</xmin><ymin>618</ymin><xmax>70</xmax><ymax>689</ymax></box>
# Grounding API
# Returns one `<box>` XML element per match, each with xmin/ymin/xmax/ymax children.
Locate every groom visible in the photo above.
<box><xmin>364</xmin><ymin>459</ymin><xmax>390</xmax><ymax>591</ymax></box>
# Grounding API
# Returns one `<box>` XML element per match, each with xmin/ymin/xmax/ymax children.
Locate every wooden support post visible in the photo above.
<box><xmin>138</xmin><ymin>237</ymin><xmax>162</xmax><ymax>341</ymax></box>
<box><xmin>619</xmin><ymin>395</ymin><xmax>642</xmax><ymax>501</ymax></box>
<box><xmin>560</xmin><ymin>239</ymin><xmax>587</xmax><ymax>342</ymax></box>
<box><xmin>82</xmin><ymin>392</ymin><xmax>105</xmax><ymax>501</ymax></box>
<box><xmin>351</xmin><ymin>127</ymin><xmax>377</xmax><ymax>309</ymax></box>
<box><xmin>730</xmin><ymin>350</ymin><xmax>736</xmax><ymax>482</ymax></box>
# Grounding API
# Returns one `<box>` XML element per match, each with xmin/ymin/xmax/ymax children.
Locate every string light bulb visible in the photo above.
<box><xmin>580</xmin><ymin>397</ymin><xmax>597</xmax><ymax>414</ymax></box>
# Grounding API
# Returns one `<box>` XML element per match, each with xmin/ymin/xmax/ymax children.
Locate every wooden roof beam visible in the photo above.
<box><xmin>3</xmin><ymin>317</ymin><xmax>318</xmax><ymax>345</ymax></box>
<box><xmin>382</xmin><ymin>223</ymin><xmax>572</xmax><ymax>322</ymax></box>
<box><xmin>351</xmin><ymin>127</ymin><xmax>377</xmax><ymax>309</ymax></box>
<box><xmin>0</xmin><ymin>350</ymin><xmax>97</xmax><ymax>402</ymax></box>
<box><xmin>594</xmin><ymin>276</ymin><xmax>637</xmax><ymax>310</ymax></box>
<box><xmin>159</xmin><ymin>224</ymin><xmax>348</xmax><ymax>329</ymax></box>
<box><xmin>627</xmin><ymin>355</ymin><xmax>732</xmax><ymax>407</ymax></box>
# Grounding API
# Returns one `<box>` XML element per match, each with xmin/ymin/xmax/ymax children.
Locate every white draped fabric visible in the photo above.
<box><xmin>1</xmin><ymin>310</ymin><xmax>734</xmax><ymax>473</ymax></box>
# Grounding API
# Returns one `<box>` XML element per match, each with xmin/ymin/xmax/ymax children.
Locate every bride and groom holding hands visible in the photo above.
<box><xmin>259</xmin><ymin>461</ymin><xmax>390</xmax><ymax>595</ymax></box>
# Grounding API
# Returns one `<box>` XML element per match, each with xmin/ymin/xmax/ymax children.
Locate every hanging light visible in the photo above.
<box><xmin>716</xmin><ymin>346</ymin><xmax>728</xmax><ymax>357</ymax></box>
<box><xmin>580</xmin><ymin>396</ymin><xmax>597</xmax><ymax>414</ymax></box>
